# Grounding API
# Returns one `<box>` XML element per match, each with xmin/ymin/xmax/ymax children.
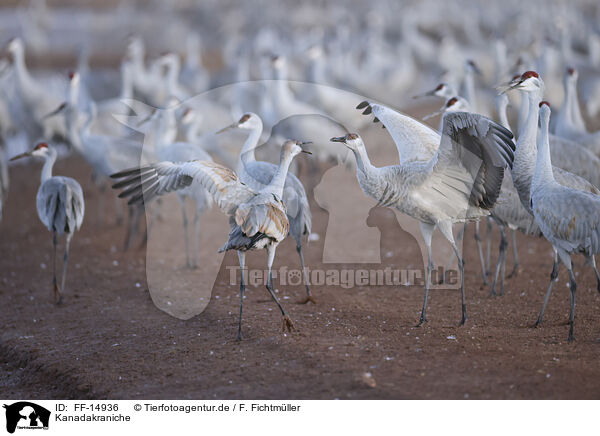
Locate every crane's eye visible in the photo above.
<box><xmin>347</xmin><ymin>133</ymin><xmax>358</xmax><ymax>140</ymax></box>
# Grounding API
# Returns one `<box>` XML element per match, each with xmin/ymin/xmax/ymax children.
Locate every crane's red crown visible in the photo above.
<box><xmin>521</xmin><ymin>71</ymin><xmax>539</xmax><ymax>80</ymax></box>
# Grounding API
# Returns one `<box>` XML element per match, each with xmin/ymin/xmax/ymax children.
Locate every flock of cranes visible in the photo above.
<box><xmin>1</xmin><ymin>1</ymin><xmax>600</xmax><ymax>342</ymax></box>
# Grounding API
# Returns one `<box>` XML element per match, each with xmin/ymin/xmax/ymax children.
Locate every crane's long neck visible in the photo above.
<box><xmin>238</xmin><ymin>122</ymin><xmax>262</xmax><ymax>170</ymax></box>
<box><xmin>496</xmin><ymin>100</ymin><xmax>511</xmax><ymax>131</ymax></box>
<box><xmin>266</xmin><ymin>152</ymin><xmax>294</xmax><ymax>198</ymax></box>
<box><xmin>512</xmin><ymin>89</ymin><xmax>542</xmax><ymax>213</ymax></box>
<box><xmin>532</xmin><ymin>111</ymin><xmax>555</xmax><ymax>190</ymax></box>
<box><xmin>463</xmin><ymin>69</ymin><xmax>476</xmax><ymax>111</ymax></box>
<box><xmin>517</xmin><ymin>90</ymin><xmax>529</xmax><ymax>136</ymax></box>
<box><xmin>41</xmin><ymin>149</ymin><xmax>57</xmax><ymax>184</ymax></box>
<box><xmin>351</xmin><ymin>144</ymin><xmax>379</xmax><ymax>192</ymax></box>
<box><xmin>12</xmin><ymin>47</ymin><xmax>35</xmax><ymax>98</ymax></box>
<box><xmin>566</xmin><ymin>78</ymin><xmax>586</xmax><ymax>133</ymax></box>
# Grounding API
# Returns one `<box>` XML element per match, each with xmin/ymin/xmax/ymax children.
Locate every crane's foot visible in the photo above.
<box><xmin>489</xmin><ymin>287</ymin><xmax>497</xmax><ymax>297</ymax></box>
<box><xmin>532</xmin><ymin>319</ymin><xmax>542</xmax><ymax>328</ymax></box>
<box><xmin>53</xmin><ymin>283</ymin><xmax>63</xmax><ymax>305</ymax></box>
<box><xmin>282</xmin><ymin>315</ymin><xmax>295</xmax><ymax>333</ymax></box>
<box><xmin>459</xmin><ymin>312</ymin><xmax>467</xmax><ymax>326</ymax></box>
<box><xmin>416</xmin><ymin>315</ymin><xmax>427</xmax><ymax>327</ymax></box>
<box><xmin>296</xmin><ymin>295</ymin><xmax>317</xmax><ymax>305</ymax></box>
<box><xmin>508</xmin><ymin>265</ymin><xmax>519</xmax><ymax>278</ymax></box>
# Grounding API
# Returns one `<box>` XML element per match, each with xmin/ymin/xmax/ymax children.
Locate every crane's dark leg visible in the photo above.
<box><xmin>418</xmin><ymin>222</ymin><xmax>435</xmax><ymax>326</ymax></box>
<box><xmin>438</xmin><ymin>221</ymin><xmax>466</xmax><ymax>325</ymax></box>
<box><xmin>236</xmin><ymin>251</ymin><xmax>246</xmax><ymax>341</ymax></box>
<box><xmin>442</xmin><ymin>224</ymin><xmax>463</xmax><ymax>283</ymax></box>
<box><xmin>499</xmin><ymin>242</ymin><xmax>506</xmax><ymax>296</ymax></box>
<box><xmin>52</xmin><ymin>230</ymin><xmax>62</xmax><ymax>305</ymax></box>
<box><xmin>535</xmin><ymin>249</ymin><xmax>559</xmax><ymax>327</ymax></box>
<box><xmin>508</xmin><ymin>229</ymin><xmax>519</xmax><ymax>277</ymax></box>
<box><xmin>567</xmin><ymin>266</ymin><xmax>576</xmax><ymax>342</ymax></box>
<box><xmin>566</xmin><ymin>266</ymin><xmax>576</xmax><ymax>342</ymax></box>
<box><xmin>59</xmin><ymin>233</ymin><xmax>72</xmax><ymax>303</ymax></box>
<box><xmin>485</xmin><ymin>217</ymin><xmax>493</xmax><ymax>277</ymax></box>
<box><xmin>474</xmin><ymin>221</ymin><xmax>488</xmax><ymax>285</ymax></box>
<box><xmin>265</xmin><ymin>245</ymin><xmax>294</xmax><ymax>332</ymax></box>
<box><xmin>177</xmin><ymin>196</ymin><xmax>191</xmax><ymax>268</ymax></box>
<box><xmin>490</xmin><ymin>225</ymin><xmax>507</xmax><ymax>296</ymax></box>
<box><xmin>586</xmin><ymin>254</ymin><xmax>600</xmax><ymax>293</ymax></box>
<box><xmin>296</xmin><ymin>243</ymin><xmax>315</xmax><ymax>304</ymax></box>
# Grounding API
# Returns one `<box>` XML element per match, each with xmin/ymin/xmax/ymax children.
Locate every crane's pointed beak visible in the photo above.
<box><xmin>216</xmin><ymin>122</ymin><xmax>237</xmax><ymax>134</ymax></box>
<box><xmin>10</xmin><ymin>151</ymin><xmax>32</xmax><ymax>161</ymax></box>
<box><xmin>299</xmin><ymin>141</ymin><xmax>312</xmax><ymax>154</ymax></box>
<box><xmin>42</xmin><ymin>102</ymin><xmax>67</xmax><ymax>120</ymax></box>
<box><xmin>496</xmin><ymin>78</ymin><xmax>522</xmax><ymax>95</ymax></box>
<box><xmin>422</xmin><ymin>108</ymin><xmax>444</xmax><ymax>121</ymax></box>
<box><xmin>412</xmin><ymin>89</ymin><xmax>436</xmax><ymax>99</ymax></box>
<box><xmin>330</xmin><ymin>136</ymin><xmax>346</xmax><ymax>143</ymax></box>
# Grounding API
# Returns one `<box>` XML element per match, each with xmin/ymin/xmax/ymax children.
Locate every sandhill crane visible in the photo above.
<box><xmin>531</xmin><ymin>102</ymin><xmax>600</xmax><ymax>341</ymax></box>
<box><xmin>218</xmin><ymin>113</ymin><xmax>314</xmax><ymax>304</ymax></box>
<box><xmin>48</xmin><ymin>72</ymin><xmax>149</xmax><ymax>229</ymax></box>
<box><xmin>331</xmin><ymin>104</ymin><xmax>515</xmax><ymax>326</ymax></box>
<box><xmin>423</xmin><ymin>95</ymin><xmax>495</xmax><ymax>285</ymax></box>
<box><xmin>551</xmin><ymin>67</ymin><xmax>600</xmax><ymax>154</ymax></box>
<box><xmin>500</xmin><ymin>71</ymin><xmax>600</xmax><ymax>327</ymax></box>
<box><xmin>555</xmin><ymin>67</ymin><xmax>587</xmax><ymax>140</ymax></box>
<box><xmin>413</xmin><ymin>83</ymin><xmax>457</xmax><ymax>100</ymax></box>
<box><xmin>487</xmin><ymin>94</ymin><xmax>541</xmax><ymax>294</ymax></box>
<box><xmin>6</xmin><ymin>38</ymin><xmax>67</xmax><ymax>140</ymax></box>
<box><xmin>262</xmin><ymin>55</ymin><xmax>347</xmax><ymax>164</ymax></box>
<box><xmin>111</xmin><ymin>140</ymin><xmax>311</xmax><ymax>339</ymax></box>
<box><xmin>10</xmin><ymin>143</ymin><xmax>84</xmax><ymax>304</ymax></box>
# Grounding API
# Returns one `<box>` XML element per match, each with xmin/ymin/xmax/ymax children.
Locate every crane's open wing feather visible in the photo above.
<box><xmin>111</xmin><ymin>160</ymin><xmax>255</xmax><ymax>216</ymax></box>
<box><xmin>357</xmin><ymin>101</ymin><xmax>439</xmax><ymax>162</ymax></box>
<box><xmin>415</xmin><ymin>112</ymin><xmax>515</xmax><ymax>220</ymax></box>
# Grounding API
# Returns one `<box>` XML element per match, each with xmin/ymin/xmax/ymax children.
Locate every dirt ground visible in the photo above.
<box><xmin>1</xmin><ymin>107</ymin><xmax>600</xmax><ymax>400</ymax></box>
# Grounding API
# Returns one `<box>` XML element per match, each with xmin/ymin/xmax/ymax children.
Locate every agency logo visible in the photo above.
<box><xmin>3</xmin><ymin>402</ymin><xmax>50</xmax><ymax>433</ymax></box>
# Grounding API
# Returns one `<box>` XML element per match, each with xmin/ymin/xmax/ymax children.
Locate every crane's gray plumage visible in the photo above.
<box><xmin>334</xmin><ymin>101</ymin><xmax>515</xmax><ymax>326</ymax></box>
<box><xmin>501</xmin><ymin>71</ymin><xmax>600</xmax><ymax>337</ymax></box>
<box><xmin>37</xmin><ymin>176</ymin><xmax>84</xmax><ymax>235</ymax></box>
<box><xmin>112</xmin><ymin>140</ymin><xmax>310</xmax><ymax>339</ymax></box>
<box><xmin>10</xmin><ymin>143</ymin><xmax>84</xmax><ymax>304</ymax></box>
<box><xmin>531</xmin><ymin>103</ymin><xmax>600</xmax><ymax>341</ymax></box>
<box><xmin>218</xmin><ymin>113</ymin><xmax>314</xmax><ymax>303</ymax></box>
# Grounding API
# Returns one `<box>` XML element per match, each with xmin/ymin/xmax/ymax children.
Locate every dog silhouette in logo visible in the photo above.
<box><xmin>3</xmin><ymin>402</ymin><xmax>50</xmax><ymax>433</ymax></box>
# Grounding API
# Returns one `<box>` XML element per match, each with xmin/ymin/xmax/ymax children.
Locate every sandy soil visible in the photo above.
<box><xmin>1</xmin><ymin>109</ymin><xmax>600</xmax><ymax>400</ymax></box>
